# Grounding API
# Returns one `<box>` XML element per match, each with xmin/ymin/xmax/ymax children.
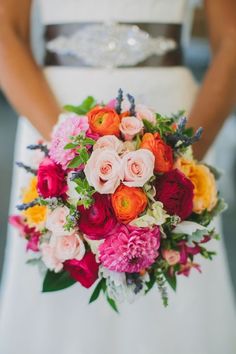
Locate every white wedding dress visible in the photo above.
<box><xmin>0</xmin><ymin>1</ymin><xmax>236</xmax><ymax>354</ymax></box>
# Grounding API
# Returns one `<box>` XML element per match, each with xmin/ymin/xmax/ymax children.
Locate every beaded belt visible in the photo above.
<box><xmin>44</xmin><ymin>22</ymin><xmax>182</xmax><ymax>68</ymax></box>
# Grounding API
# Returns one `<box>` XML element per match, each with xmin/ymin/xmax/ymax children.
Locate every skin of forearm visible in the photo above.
<box><xmin>188</xmin><ymin>40</ymin><xmax>236</xmax><ymax>160</ymax></box>
<box><xmin>0</xmin><ymin>26</ymin><xmax>61</xmax><ymax>140</ymax></box>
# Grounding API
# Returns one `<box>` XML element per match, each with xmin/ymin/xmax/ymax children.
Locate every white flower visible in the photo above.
<box><xmin>130</xmin><ymin>202</ymin><xmax>168</xmax><ymax>227</ymax></box>
<box><xmin>99</xmin><ymin>267</ymin><xmax>149</xmax><ymax>304</ymax></box>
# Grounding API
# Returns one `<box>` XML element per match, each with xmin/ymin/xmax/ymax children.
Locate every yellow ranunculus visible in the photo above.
<box><xmin>175</xmin><ymin>158</ymin><xmax>217</xmax><ymax>214</ymax></box>
<box><xmin>22</xmin><ymin>176</ymin><xmax>47</xmax><ymax>225</ymax></box>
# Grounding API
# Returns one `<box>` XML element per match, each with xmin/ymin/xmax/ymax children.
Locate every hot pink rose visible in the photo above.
<box><xmin>136</xmin><ymin>104</ymin><xmax>156</xmax><ymax>124</ymax></box>
<box><xmin>78</xmin><ymin>193</ymin><xmax>118</xmax><ymax>240</ymax></box>
<box><xmin>37</xmin><ymin>157</ymin><xmax>67</xmax><ymax>198</ymax></box>
<box><xmin>93</xmin><ymin>135</ymin><xmax>123</xmax><ymax>153</ymax></box>
<box><xmin>64</xmin><ymin>251</ymin><xmax>99</xmax><ymax>288</ymax></box>
<box><xmin>162</xmin><ymin>249</ymin><xmax>181</xmax><ymax>266</ymax></box>
<box><xmin>122</xmin><ymin>149</ymin><xmax>155</xmax><ymax>187</ymax></box>
<box><xmin>84</xmin><ymin>148</ymin><xmax>123</xmax><ymax>194</ymax></box>
<box><xmin>119</xmin><ymin>116</ymin><xmax>143</xmax><ymax>141</ymax></box>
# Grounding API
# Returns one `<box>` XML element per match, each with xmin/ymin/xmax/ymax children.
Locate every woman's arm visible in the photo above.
<box><xmin>0</xmin><ymin>0</ymin><xmax>61</xmax><ymax>140</ymax></box>
<box><xmin>188</xmin><ymin>0</ymin><xmax>236</xmax><ymax>160</ymax></box>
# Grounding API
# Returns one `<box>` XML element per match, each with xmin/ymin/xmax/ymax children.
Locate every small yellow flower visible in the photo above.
<box><xmin>22</xmin><ymin>177</ymin><xmax>47</xmax><ymax>226</ymax></box>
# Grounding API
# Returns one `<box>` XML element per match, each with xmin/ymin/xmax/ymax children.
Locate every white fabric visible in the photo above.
<box><xmin>39</xmin><ymin>0</ymin><xmax>188</xmax><ymax>24</ymax></box>
<box><xmin>0</xmin><ymin>1</ymin><xmax>236</xmax><ymax>354</ymax></box>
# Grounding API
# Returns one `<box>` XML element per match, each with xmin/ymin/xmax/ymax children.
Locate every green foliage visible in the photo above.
<box><xmin>163</xmin><ymin>271</ymin><xmax>177</xmax><ymax>292</ymax></box>
<box><xmin>73</xmin><ymin>177</ymin><xmax>95</xmax><ymax>209</ymax></box>
<box><xmin>64</xmin><ymin>205</ymin><xmax>80</xmax><ymax>231</ymax></box>
<box><xmin>145</xmin><ymin>271</ymin><xmax>156</xmax><ymax>294</ymax></box>
<box><xmin>64</xmin><ymin>96</ymin><xmax>97</xmax><ymax>115</ymax></box>
<box><xmin>155</xmin><ymin>267</ymin><xmax>168</xmax><ymax>307</ymax></box>
<box><xmin>204</xmin><ymin>163</ymin><xmax>222</xmax><ymax>180</ymax></box>
<box><xmin>106</xmin><ymin>295</ymin><xmax>119</xmax><ymax>313</ymax></box>
<box><xmin>66</xmin><ymin>132</ymin><xmax>96</xmax><ymax>169</ymax></box>
<box><xmin>190</xmin><ymin>198</ymin><xmax>227</xmax><ymax>227</ymax></box>
<box><xmin>42</xmin><ymin>270</ymin><xmax>76</xmax><ymax>292</ymax></box>
<box><xmin>89</xmin><ymin>278</ymin><xmax>106</xmax><ymax>304</ymax></box>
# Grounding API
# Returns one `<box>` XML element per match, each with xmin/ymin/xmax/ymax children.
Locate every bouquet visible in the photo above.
<box><xmin>10</xmin><ymin>90</ymin><xmax>226</xmax><ymax>312</ymax></box>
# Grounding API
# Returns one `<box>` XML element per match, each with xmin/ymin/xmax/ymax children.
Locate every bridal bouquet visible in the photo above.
<box><xmin>10</xmin><ymin>90</ymin><xmax>226</xmax><ymax>311</ymax></box>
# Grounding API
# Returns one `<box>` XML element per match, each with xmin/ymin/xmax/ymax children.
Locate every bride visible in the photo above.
<box><xmin>0</xmin><ymin>1</ymin><xmax>236</xmax><ymax>353</ymax></box>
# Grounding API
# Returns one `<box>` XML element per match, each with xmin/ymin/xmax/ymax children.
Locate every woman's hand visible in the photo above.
<box><xmin>188</xmin><ymin>0</ymin><xmax>236</xmax><ymax>160</ymax></box>
<box><xmin>0</xmin><ymin>0</ymin><xmax>61</xmax><ymax>140</ymax></box>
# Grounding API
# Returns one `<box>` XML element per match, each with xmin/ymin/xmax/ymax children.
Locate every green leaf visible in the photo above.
<box><xmin>64</xmin><ymin>96</ymin><xmax>96</xmax><ymax>115</ymax></box>
<box><xmin>89</xmin><ymin>278</ymin><xmax>106</xmax><ymax>304</ymax></box>
<box><xmin>26</xmin><ymin>257</ymin><xmax>42</xmax><ymax>266</ymax></box>
<box><xmin>164</xmin><ymin>272</ymin><xmax>177</xmax><ymax>292</ymax></box>
<box><xmin>145</xmin><ymin>271</ymin><xmax>156</xmax><ymax>294</ymax></box>
<box><xmin>64</xmin><ymin>143</ymin><xmax>77</xmax><ymax>150</ymax></box>
<box><xmin>106</xmin><ymin>295</ymin><xmax>119</xmax><ymax>313</ymax></box>
<box><xmin>42</xmin><ymin>270</ymin><xmax>76</xmax><ymax>292</ymax></box>
<box><xmin>204</xmin><ymin>163</ymin><xmax>222</xmax><ymax>180</ymax></box>
<box><xmin>67</xmin><ymin>156</ymin><xmax>83</xmax><ymax>169</ymax></box>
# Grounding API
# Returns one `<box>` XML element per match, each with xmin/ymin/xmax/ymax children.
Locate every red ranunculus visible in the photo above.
<box><xmin>64</xmin><ymin>252</ymin><xmax>99</xmax><ymax>288</ymax></box>
<box><xmin>37</xmin><ymin>157</ymin><xmax>67</xmax><ymax>198</ymax></box>
<box><xmin>78</xmin><ymin>193</ymin><xmax>118</xmax><ymax>240</ymax></box>
<box><xmin>155</xmin><ymin>169</ymin><xmax>194</xmax><ymax>220</ymax></box>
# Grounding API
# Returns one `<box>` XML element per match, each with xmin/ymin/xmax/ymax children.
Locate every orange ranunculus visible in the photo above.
<box><xmin>175</xmin><ymin>158</ymin><xmax>217</xmax><ymax>214</ymax></box>
<box><xmin>22</xmin><ymin>176</ymin><xmax>47</xmax><ymax>225</ymax></box>
<box><xmin>88</xmin><ymin>106</ymin><xmax>120</xmax><ymax>136</ymax></box>
<box><xmin>111</xmin><ymin>184</ymin><xmax>147</xmax><ymax>224</ymax></box>
<box><xmin>140</xmin><ymin>133</ymin><xmax>173</xmax><ymax>173</ymax></box>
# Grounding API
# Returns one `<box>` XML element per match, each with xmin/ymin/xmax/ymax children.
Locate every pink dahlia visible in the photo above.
<box><xmin>49</xmin><ymin>115</ymin><xmax>89</xmax><ymax>170</ymax></box>
<box><xmin>99</xmin><ymin>225</ymin><xmax>160</xmax><ymax>273</ymax></box>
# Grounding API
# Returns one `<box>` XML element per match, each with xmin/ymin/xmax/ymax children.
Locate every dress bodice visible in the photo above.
<box><xmin>38</xmin><ymin>0</ymin><xmax>189</xmax><ymax>25</ymax></box>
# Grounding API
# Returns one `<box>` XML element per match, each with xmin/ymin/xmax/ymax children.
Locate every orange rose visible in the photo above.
<box><xmin>175</xmin><ymin>158</ymin><xmax>217</xmax><ymax>213</ymax></box>
<box><xmin>140</xmin><ymin>133</ymin><xmax>173</xmax><ymax>173</ymax></box>
<box><xmin>88</xmin><ymin>106</ymin><xmax>120</xmax><ymax>136</ymax></box>
<box><xmin>111</xmin><ymin>184</ymin><xmax>147</xmax><ymax>224</ymax></box>
<box><xmin>22</xmin><ymin>177</ymin><xmax>47</xmax><ymax>225</ymax></box>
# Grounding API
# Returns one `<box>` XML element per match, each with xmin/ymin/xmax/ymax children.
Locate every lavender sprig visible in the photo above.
<box><xmin>115</xmin><ymin>88</ymin><xmax>123</xmax><ymax>114</ymax></box>
<box><xmin>127</xmin><ymin>93</ymin><xmax>136</xmax><ymax>116</ymax></box>
<box><xmin>17</xmin><ymin>199</ymin><xmax>40</xmax><ymax>211</ymax></box>
<box><xmin>16</xmin><ymin>162</ymin><xmax>37</xmax><ymax>175</ymax></box>
<box><xmin>27</xmin><ymin>144</ymin><xmax>49</xmax><ymax>156</ymax></box>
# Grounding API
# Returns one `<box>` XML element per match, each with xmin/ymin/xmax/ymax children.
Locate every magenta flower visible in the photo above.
<box><xmin>49</xmin><ymin>115</ymin><xmax>89</xmax><ymax>170</ymax></box>
<box><xmin>99</xmin><ymin>225</ymin><xmax>160</xmax><ymax>273</ymax></box>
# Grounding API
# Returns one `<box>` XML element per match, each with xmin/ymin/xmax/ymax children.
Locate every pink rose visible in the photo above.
<box><xmin>37</xmin><ymin>157</ymin><xmax>67</xmax><ymax>198</ymax></box>
<box><xmin>84</xmin><ymin>149</ymin><xmax>123</xmax><ymax>194</ymax></box>
<box><xmin>46</xmin><ymin>206</ymin><xmax>71</xmax><ymax>236</ymax></box>
<box><xmin>41</xmin><ymin>244</ymin><xmax>63</xmax><ymax>273</ymax></box>
<box><xmin>78</xmin><ymin>193</ymin><xmax>118</xmax><ymax>240</ymax></box>
<box><xmin>162</xmin><ymin>249</ymin><xmax>181</xmax><ymax>266</ymax></box>
<box><xmin>136</xmin><ymin>104</ymin><xmax>156</xmax><ymax>124</ymax></box>
<box><xmin>41</xmin><ymin>233</ymin><xmax>85</xmax><ymax>272</ymax></box>
<box><xmin>64</xmin><ymin>251</ymin><xmax>99</xmax><ymax>288</ymax></box>
<box><xmin>54</xmin><ymin>234</ymin><xmax>85</xmax><ymax>262</ymax></box>
<box><xmin>119</xmin><ymin>116</ymin><xmax>143</xmax><ymax>141</ymax></box>
<box><xmin>122</xmin><ymin>149</ymin><xmax>155</xmax><ymax>187</ymax></box>
<box><xmin>93</xmin><ymin>135</ymin><xmax>123</xmax><ymax>153</ymax></box>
